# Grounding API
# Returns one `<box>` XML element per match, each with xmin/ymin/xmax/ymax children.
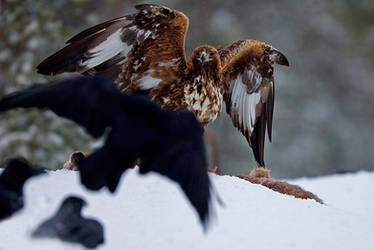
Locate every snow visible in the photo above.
<box><xmin>0</xmin><ymin>170</ymin><xmax>373</xmax><ymax>250</ymax></box>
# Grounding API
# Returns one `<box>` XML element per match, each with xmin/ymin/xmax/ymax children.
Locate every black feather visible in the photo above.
<box><xmin>0</xmin><ymin>158</ymin><xmax>45</xmax><ymax>221</ymax></box>
<box><xmin>32</xmin><ymin>196</ymin><xmax>104</xmax><ymax>249</ymax></box>
<box><xmin>0</xmin><ymin>76</ymin><xmax>212</xmax><ymax>228</ymax></box>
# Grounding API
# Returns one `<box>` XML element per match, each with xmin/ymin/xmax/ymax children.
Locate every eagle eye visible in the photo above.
<box><xmin>209</xmin><ymin>52</ymin><xmax>215</xmax><ymax>56</ymax></box>
<box><xmin>196</xmin><ymin>52</ymin><xmax>201</xmax><ymax>57</ymax></box>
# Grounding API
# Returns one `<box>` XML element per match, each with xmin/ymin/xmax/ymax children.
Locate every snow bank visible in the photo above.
<box><xmin>0</xmin><ymin>170</ymin><xmax>373</xmax><ymax>250</ymax></box>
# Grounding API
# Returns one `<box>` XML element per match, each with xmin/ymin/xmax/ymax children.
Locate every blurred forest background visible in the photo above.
<box><xmin>0</xmin><ymin>0</ymin><xmax>373</xmax><ymax>178</ymax></box>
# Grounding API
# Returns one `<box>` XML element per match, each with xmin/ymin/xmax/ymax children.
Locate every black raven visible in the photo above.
<box><xmin>32</xmin><ymin>195</ymin><xmax>104</xmax><ymax>249</ymax></box>
<box><xmin>0</xmin><ymin>76</ymin><xmax>212</xmax><ymax>228</ymax></box>
<box><xmin>0</xmin><ymin>158</ymin><xmax>45</xmax><ymax>221</ymax></box>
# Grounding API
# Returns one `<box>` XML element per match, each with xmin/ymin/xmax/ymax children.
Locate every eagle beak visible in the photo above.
<box><xmin>200</xmin><ymin>51</ymin><xmax>208</xmax><ymax>64</ymax></box>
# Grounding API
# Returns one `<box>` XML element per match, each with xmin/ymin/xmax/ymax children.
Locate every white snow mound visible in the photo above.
<box><xmin>0</xmin><ymin>169</ymin><xmax>373</xmax><ymax>250</ymax></box>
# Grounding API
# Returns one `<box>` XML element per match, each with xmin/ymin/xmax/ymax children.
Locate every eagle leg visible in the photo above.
<box><xmin>205</xmin><ymin>129</ymin><xmax>221</xmax><ymax>175</ymax></box>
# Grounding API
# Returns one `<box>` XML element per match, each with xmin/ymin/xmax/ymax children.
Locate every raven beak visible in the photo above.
<box><xmin>200</xmin><ymin>51</ymin><xmax>208</xmax><ymax>64</ymax></box>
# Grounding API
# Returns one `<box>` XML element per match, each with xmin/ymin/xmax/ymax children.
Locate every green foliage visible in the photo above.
<box><xmin>0</xmin><ymin>0</ymin><xmax>102</xmax><ymax>168</ymax></box>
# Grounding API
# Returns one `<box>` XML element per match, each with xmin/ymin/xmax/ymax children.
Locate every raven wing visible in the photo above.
<box><xmin>0</xmin><ymin>76</ymin><xmax>123</xmax><ymax>138</ymax></box>
<box><xmin>139</xmin><ymin>111</ymin><xmax>211</xmax><ymax>229</ymax></box>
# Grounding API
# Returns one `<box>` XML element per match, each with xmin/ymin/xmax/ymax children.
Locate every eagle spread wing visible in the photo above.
<box><xmin>37</xmin><ymin>4</ymin><xmax>189</xmax><ymax>93</ymax></box>
<box><xmin>219</xmin><ymin>40</ymin><xmax>289</xmax><ymax>166</ymax></box>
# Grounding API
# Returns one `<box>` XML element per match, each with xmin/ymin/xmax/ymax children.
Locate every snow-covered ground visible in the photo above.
<box><xmin>0</xmin><ymin>169</ymin><xmax>373</xmax><ymax>250</ymax></box>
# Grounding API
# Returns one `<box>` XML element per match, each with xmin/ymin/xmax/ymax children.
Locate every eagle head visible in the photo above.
<box><xmin>190</xmin><ymin>46</ymin><xmax>221</xmax><ymax>72</ymax></box>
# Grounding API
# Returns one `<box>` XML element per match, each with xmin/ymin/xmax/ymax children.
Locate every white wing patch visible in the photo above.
<box><xmin>83</xmin><ymin>29</ymin><xmax>133</xmax><ymax>69</ymax></box>
<box><xmin>158</xmin><ymin>58</ymin><xmax>180</xmax><ymax>67</ymax></box>
<box><xmin>136</xmin><ymin>58</ymin><xmax>181</xmax><ymax>90</ymax></box>
<box><xmin>138</xmin><ymin>71</ymin><xmax>162</xmax><ymax>90</ymax></box>
<box><xmin>82</xmin><ymin>22</ymin><xmax>159</xmax><ymax>70</ymax></box>
<box><xmin>230</xmin><ymin>75</ymin><xmax>261</xmax><ymax>133</ymax></box>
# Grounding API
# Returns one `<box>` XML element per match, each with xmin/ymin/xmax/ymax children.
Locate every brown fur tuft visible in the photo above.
<box><xmin>250</xmin><ymin>167</ymin><xmax>271</xmax><ymax>178</ymax></box>
<box><xmin>237</xmin><ymin>175</ymin><xmax>324</xmax><ymax>204</ymax></box>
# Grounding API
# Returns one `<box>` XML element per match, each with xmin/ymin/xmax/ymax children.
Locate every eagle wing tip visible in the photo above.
<box><xmin>270</xmin><ymin>49</ymin><xmax>289</xmax><ymax>67</ymax></box>
<box><xmin>36</xmin><ymin>65</ymin><xmax>52</xmax><ymax>76</ymax></box>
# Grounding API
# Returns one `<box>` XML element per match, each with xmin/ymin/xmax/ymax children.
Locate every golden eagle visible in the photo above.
<box><xmin>37</xmin><ymin>4</ymin><xmax>289</xmax><ymax>168</ymax></box>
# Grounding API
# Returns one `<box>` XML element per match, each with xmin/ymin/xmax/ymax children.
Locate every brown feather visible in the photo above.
<box><xmin>118</xmin><ymin>5</ymin><xmax>189</xmax><ymax>93</ymax></box>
